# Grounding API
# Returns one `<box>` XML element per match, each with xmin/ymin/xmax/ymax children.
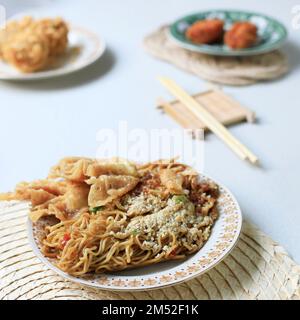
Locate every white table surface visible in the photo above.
<box><xmin>0</xmin><ymin>0</ymin><xmax>299</xmax><ymax>263</ymax></box>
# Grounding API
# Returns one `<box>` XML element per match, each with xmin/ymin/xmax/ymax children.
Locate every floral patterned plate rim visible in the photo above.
<box><xmin>169</xmin><ymin>9</ymin><xmax>287</xmax><ymax>56</ymax></box>
<box><xmin>28</xmin><ymin>173</ymin><xmax>242</xmax><ymax>291</ymax></box>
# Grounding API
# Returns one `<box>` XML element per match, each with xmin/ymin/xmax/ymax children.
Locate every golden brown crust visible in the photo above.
<box><xmin>48</xmin><ymin>157</ymin><xmax>93</xmax><ymax>182</ymax></box>
<box><xmin>1</xmin><ymin>32</ymin><xmax>50</xmax><ymax>73</ymax></box>
<box><xmin>186</xmin><ymin>19</ymin><xmax>224</xmax><ymax>44</ymax></box>
<box><xmin>159</xmin><ymin>169</ymin><xmax>183</xmax><ymax>194</ymax></box>
<box><xmin>32</xmin><ymin>18</ymin><xmax>68</xmax><ymax>57</ymax></box>
<box><xmin>0</xmin><ymin>16</ymin><xmax>68</xmax><ymax>72</ymax></box>
<box><xmin>87</xmin><ymin>175</ymin><xmax>139</xmax><ymax>207</ymax></box>
<box><xmin>224</xmin><ymin>22</ymin><xmax>257</xmax><ymax>49</ymax></box>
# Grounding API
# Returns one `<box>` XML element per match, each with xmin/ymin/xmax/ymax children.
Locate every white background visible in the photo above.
<box><xmin>0</xmin><ymin>0</ymin><xmax>299</xmax><ymax>263</ymax></box>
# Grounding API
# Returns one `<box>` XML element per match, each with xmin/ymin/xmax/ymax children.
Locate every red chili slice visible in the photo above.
<box><xmin>61</xmin><ymin>233</ymin><xmax>71</xmax><ymax>248</ymax></box>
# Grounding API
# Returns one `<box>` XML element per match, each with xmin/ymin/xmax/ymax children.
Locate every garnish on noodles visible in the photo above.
<box><xmin>0</xmin><ymin>157</ymin><xmax>219</xmax><ymax>276</ymax></box>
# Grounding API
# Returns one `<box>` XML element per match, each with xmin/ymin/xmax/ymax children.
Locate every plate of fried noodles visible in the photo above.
<box><xmin>0</xmin><ymin>157</ymin><xmax>242</xmax><ymax>291</ymax></box>
<box><xmin>0</xmin><ymin>15</ymin><xmax>105</xmax><ymax>80</ymax></box>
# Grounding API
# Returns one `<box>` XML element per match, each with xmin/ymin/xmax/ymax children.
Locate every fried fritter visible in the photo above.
<box><xmin>1</xmin><ymin>31</ymin><xmax>50</xmax><ymax>73</ymax></box>
<box><xmin>186</xmin><ymin>19</ymin><xmax>224</xmax><ymax>44</ymax></box>
<box><xmin>0</xmin><ymin>16</ymin><xmax>68</xmax><ymax>72</ymax></box>
<box><xmin>33</xmin><ymin>18</ymin><xmax>68</xmax><ymax>56</ymax></box>
<box><xmin>0</xmin><ymin>16</ymin><xmax>34</xmax><ymax>58</ymax></box>
<box><xmin>224</xmin><ymin>21</ymin><xmax>257</xmax><ymax>49</ymax></box>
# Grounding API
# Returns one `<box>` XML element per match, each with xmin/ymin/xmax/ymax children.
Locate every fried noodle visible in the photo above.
<box><xmin>0</xmin><ymin>157</ymin><xmax>219</xmax><ymax>276</ymax></box>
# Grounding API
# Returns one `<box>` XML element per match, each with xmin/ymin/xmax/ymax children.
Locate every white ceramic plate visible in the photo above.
<box><xmin>28</xmin><ymin>174</ymin><xmax>242</xmax><ymax>291</ymax></box>
<box><xmin>0</xmin><ymin>24</ymin><xmax>105</xmax><ymax>80</ymax></box>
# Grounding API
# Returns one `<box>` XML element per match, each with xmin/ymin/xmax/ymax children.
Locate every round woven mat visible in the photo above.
<box><xmin>143</xmin><ymin>26</ymin><xmax>289</xmax><ymax>86</ymax></box>
<box><xmin>0</xmin><ymin>201</ymin><xmax>299</xmax><ymax>300</ymax></box>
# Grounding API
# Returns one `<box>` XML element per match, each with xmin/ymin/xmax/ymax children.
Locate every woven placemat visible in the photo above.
<box><xmin>144</xmin><ymin>26</ymin><xmax>289</xmax><ymax>86</ymax></box>
<box><xmin>0</xmin><ymin>201</ymin><xmax>299</xmax><ymax>300</ymax></box>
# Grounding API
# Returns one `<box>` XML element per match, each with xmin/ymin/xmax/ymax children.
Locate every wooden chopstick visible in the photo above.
<box><xmin>158</xmin><ymin>77</ymin><xmax>259</xmax><ymax>165</ymax></box>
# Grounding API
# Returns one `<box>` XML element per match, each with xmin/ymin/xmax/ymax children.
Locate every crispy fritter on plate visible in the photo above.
<box><xmin>224</xmin><ymin>21</ymin><xmax>257</xmax><ymax>49</ymax></box>
<box><xmin>1</xmin><ymin>30</ymin><xmax>50</xmax><ymax>73</ymax></box>
<box><xmin>0</xmin><ymin>16</ymin><xmax>68</xmax><ymax>72</ymax></box>
<box><xmin>185</xmin><ymin>19</ymin><xmax>224</xmax><ymax>44</ymax></box>
<box><xmin>32</xmin><ymin>18</ymin><xmax>68</xmax><ymax>57</ymax></box>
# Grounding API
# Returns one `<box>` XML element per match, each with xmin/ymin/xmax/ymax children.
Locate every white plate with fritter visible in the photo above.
<box><xmin>28</xmin><ymin>173</ymin><xmax>242</xmax><ymax>291</ymax></box>
<box><xmin>0</xmin><ymin>21</ymin><xmax>105</xmax><ymax>80</ymax></box>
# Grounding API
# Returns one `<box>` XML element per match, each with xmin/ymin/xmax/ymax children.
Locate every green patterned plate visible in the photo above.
<box><xmin>169</xmin><ymin>10</ymin><xmax>287</xmax><ymax>56</ymax></box>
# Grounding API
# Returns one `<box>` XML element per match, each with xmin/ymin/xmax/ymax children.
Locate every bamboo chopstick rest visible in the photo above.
<box><xmin>157</xmin><ymin>89</ymin><xmax>255</xmax><ymax>132</ymax></box>
<box><xmin>158</xmin><ymin>77</ymin><xmax>259</xmax><ymax>165</ymax></box>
